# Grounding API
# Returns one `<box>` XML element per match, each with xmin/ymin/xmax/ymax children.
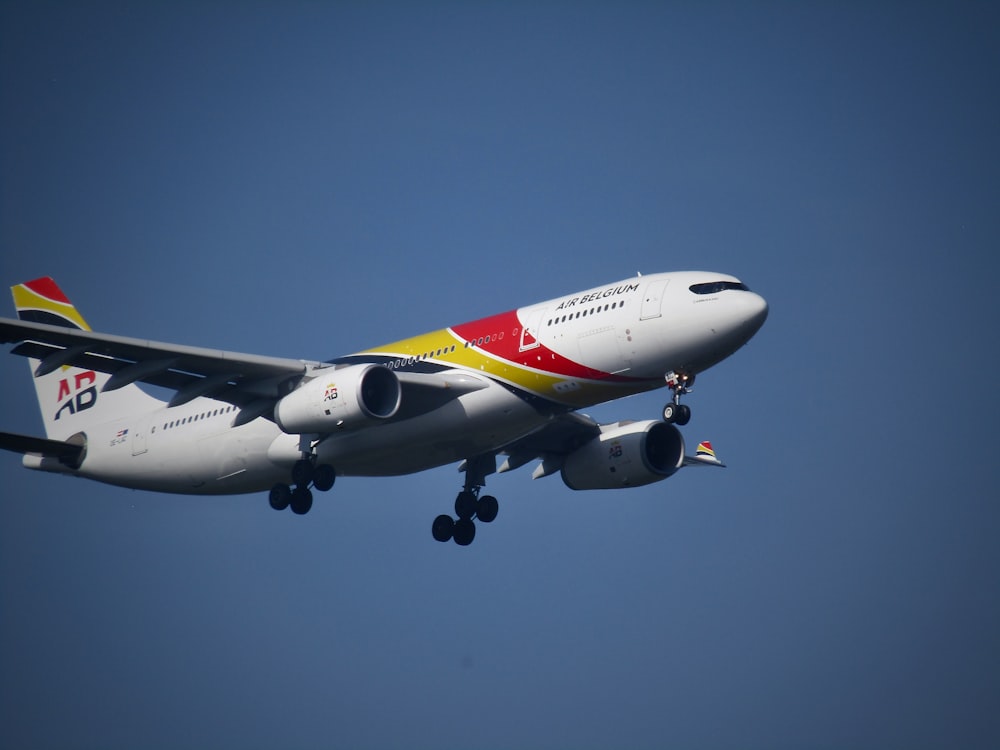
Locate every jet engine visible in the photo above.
<box><xmin>274</xmin><ymin>364</ymin><xmax>401</xmax><ymax>434</ymax></box>
<box><xmin>561</xmin><ymin>420</ymin><xmax>685</xmax><ymax>490</ymax></box>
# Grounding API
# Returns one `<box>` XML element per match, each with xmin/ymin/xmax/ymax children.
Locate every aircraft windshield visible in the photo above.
<box><xmin>689</xmin><ymin>281</ymin><xmax>750</xmax><ymax>295</ymax></box>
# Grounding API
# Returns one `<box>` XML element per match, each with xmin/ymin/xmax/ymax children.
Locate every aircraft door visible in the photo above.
<box><xmin>519</xmin><ymin>308</ymin><xmax>546</xmax><ymax>351</ymax></box>
<box><xmin>131</xmin><ymin>417</ymin><xmax>150</xmax><ymax>456</ymax></box>
<box><xmin>640</xmin><ymin>279</ymin><xmax>669</xmax><ymax>320</ymax></box>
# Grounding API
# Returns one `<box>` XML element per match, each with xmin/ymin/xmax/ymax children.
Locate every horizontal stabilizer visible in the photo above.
<box><xmin>0</xmin><ymin>430</ymin><xmax>85</xmax><ymax>463</ymax></box>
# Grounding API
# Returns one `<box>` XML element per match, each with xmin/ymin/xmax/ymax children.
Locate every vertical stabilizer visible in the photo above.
<box><xmin>11</xmin><ymin>278</ymin><xmax>163</xmax><ymax>440</ymax></box>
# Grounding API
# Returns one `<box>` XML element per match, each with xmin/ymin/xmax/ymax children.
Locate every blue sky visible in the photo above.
<box><xmin>2</xmin><ymin>2</ymin><xmax>998</xmax><ymax>748</ymax></box>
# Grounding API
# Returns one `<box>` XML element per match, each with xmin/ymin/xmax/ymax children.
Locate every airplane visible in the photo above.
<box><xmin>0</xmin><ymin>271</ymin><xmax>767</xmax><ymax>545</ymax></box>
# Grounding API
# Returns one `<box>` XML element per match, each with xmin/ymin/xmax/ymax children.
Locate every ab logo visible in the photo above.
<box><xmin>55</xmin><ymin>370</ymin><xmax>98</xmax><ymax>421</ymax></box>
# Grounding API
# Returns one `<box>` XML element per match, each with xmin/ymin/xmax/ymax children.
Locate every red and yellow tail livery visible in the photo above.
<box><xmin>12</xmin><ymin>277</ymin><xmax>91</xmax><ymax>330</ymax></box>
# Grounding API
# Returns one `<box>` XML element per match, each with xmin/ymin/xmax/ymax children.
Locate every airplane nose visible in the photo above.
<box><xmin>727</xmin><ymin>290</ymin><xmax>768</xmax><ymax>344</ymax></box>
<box><xmin>746</xmin><ymin>292</ymin><xmax>769</xmax><ymax>333</ymax></box>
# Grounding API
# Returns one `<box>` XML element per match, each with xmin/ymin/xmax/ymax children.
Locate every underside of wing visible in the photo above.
<box><xmin>0</xmin><ymin>316</ymin><xmax>315</xmax><ymax>413</ymax></box>
<box><xmin>496</xmin><ymin>412</ymin><xmax>602</xmax><ymax>478</ymax></box>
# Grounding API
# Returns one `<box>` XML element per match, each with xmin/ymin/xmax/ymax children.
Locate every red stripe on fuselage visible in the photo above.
<box><xmin>452</xmin><ymin>310</ymin><xmax>638</xmax><ymax>383</ymax></box>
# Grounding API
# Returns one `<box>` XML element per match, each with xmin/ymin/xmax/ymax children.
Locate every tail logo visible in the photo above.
<box><xmin>54</xmin><ymin>370</ymin><xmax>98</xmax><ymax>421</ymax></box>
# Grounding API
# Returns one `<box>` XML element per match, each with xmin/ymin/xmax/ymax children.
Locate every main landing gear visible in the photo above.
<box><xmin>662</xmin><ymin>370</ymin><xmax>694</xmax><ymax>426</ymax></box>
<box><xmin>268</xmin><ymin>457</ymin><xmax>336</xmax><ymax>516</ymax></box>
<box><xmin>432</xmin><ymin>456</ymin><xmax>499</xmax><ymax>546</ymax></box>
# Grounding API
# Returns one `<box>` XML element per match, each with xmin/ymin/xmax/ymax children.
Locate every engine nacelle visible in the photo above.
<box><xmin>274</xmin><ymin>364</ymin><xmax>401</xmax><ymax>435</ymax></box>
<box><xmin>561</xmin><ymin>420</ymin><xmax>685</xmax><ymax>490</ymax></box>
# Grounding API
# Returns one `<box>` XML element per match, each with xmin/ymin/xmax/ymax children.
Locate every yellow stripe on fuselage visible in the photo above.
<box><xmin>362</xmin><ymin>329</ymin><xmax>645</xmax><ymax>409</ymax></box>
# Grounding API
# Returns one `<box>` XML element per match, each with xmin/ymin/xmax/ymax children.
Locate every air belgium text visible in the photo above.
<box><xmin>554</xmin><ymin>282</ymin><xmax>640</xmax><ymax>311</ymax></box>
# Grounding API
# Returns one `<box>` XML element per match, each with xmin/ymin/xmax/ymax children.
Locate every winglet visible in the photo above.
<box><xmin>683</xmin><ymin>440</ymin><xmax>726</xmax><ymax>468</ymax></box>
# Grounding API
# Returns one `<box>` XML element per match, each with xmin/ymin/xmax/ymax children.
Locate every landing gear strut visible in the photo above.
<box><xmin>432</xmin><ymin>455</ymin><xmax>499</xmax><ymax>546</ymax></box>
<box><xmin>269</xmin><ymin>452</ymin><xmax>336</xmax><ymax>516</ymax></box>
<box><xmin>662</xmin><ymin>371</ymin><xmax>694</xmax><ymax>426</ymax></box>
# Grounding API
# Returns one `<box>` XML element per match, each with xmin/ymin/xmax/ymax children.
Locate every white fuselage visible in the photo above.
<box><xmin>24</xmin><ymin>272</ymin><xmax>768</xmax><ymax>494</ymax></box>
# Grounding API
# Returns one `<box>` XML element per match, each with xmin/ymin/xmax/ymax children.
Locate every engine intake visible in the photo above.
<box><xmin>561</xmin><ymin>420</ymin><xmax>685</xmax><ymax>490</ymax></box>
<box><xmin>274</xmin><ymin>364</ymin><xmax>401</xmax><ymax>435</ymax></box>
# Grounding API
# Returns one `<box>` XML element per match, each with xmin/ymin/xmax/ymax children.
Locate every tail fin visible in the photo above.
<box><xmin>12</xmin><ymin>277</ymin><xmax>93</xmax><ymax>330</ymax></box>
<box><xmin>12</xmin><ymin>277</ymin><xmax>162</xmax><ymax>440</ymax></box>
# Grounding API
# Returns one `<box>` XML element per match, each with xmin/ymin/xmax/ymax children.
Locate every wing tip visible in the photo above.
<box><xmin>685</xmin><ymin>440</ymin><xmax>726</xmax><ymax>468</ymax></box>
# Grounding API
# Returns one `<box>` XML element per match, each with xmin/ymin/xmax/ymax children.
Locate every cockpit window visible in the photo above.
<box><xmin>689</xmin><ymin>281</ymin><xmax>750</xmax><ymax>295</ymax></box>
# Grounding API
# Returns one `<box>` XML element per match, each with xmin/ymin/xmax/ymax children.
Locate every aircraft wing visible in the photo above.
<box><xmin>0</xmin><ymin>316</ymin><xmax>315</xmax><ymax>415</ymax></box>
<box><xmin>0</xmin><ymin>318</ymin><xmax>490</xmax><ymax>426</ymax></box>
<box><xmin>495</xmin><ymin>414</ymin><xmax>726</xmax><ymax>478</ymax></box>
<box><xmin>496</xmin><ymin>412</ymin><xmax>603</xmax><ymax>478</ymax></box>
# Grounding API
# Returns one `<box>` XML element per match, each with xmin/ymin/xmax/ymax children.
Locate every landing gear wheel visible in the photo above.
<box><xmin>290</xmin><ymin>486</ymin><xmax>313</xmax><ymax>515</ymax></box>
<box><xmin>477</xmin><ymin>495</ymin><xmax>499</xmax><ymax>523</ymax></box>
<box><xmin>432</xmin><ymin>514</ymin><xmax>455</xmax><ymax>543</ymax></box>
<box><xmin>439</xmin><ymin>455</ymin><xmax>501</xmax><ymax>545</ymax></box>
<box><xmin>291</xmin><ymin>459</ymin><xmax>314</xmax><ymax>487</ymax></box>
<box><xmin>269</xmin><ymin>483</ymin><xmax>291</xmax><ymax>511</ymax></box>
<box><xmin>453</xmin><ymin>518</ymin><xmax>476</xmax><ymax>546</ymax></box>
<box><xmin>312</xmin><ymin>464</ymin><xmax>336</xmax><ymax>492</ymax></box>
<box><xmin>663</xmin><ymin>370</ymin><xmax>694</xmax><ymax>425</ymax></box>
<box><xmin>455</xmin><ymin>490</ymin><xmax>478</xmax><ymax>520</ymax></box>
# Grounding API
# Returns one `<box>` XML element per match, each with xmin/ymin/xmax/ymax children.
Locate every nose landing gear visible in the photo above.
<box><xmin>662</xmin><ymin>371</ymin><xmax>694</xmax><ymax>425</ymax></box>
